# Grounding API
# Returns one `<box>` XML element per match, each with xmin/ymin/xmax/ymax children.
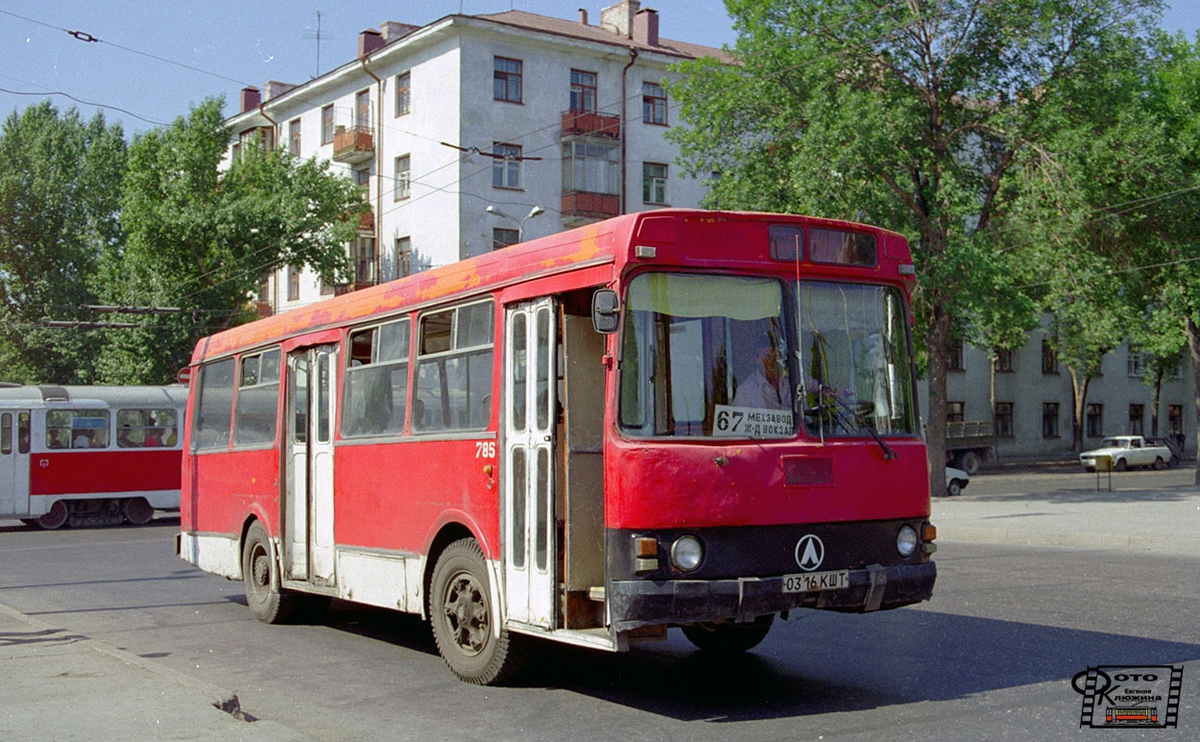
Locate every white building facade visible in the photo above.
<box><xmin>224</xmin><ymin>2</ymin><xmax>730</xmax><ymax>314</ymax></box>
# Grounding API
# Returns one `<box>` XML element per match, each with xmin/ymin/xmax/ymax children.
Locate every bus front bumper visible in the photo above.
<box><xmin>607</xmin><ymin>561</ymin><xmax>936</xmax><ymax>632</ymax></box>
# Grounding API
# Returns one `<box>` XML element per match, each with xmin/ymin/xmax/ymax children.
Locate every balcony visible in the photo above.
<box><xmin>333</xmin><ymin>125</ymin><xmax>374</xmax><ymax>164</ymax></box>
<box><xmin>561</xmin><ymin>109</ymin><xmax>620</xmax><ymax>139</ymax></box>
<box><xmin>561</xmin><ymin>191</ymin><xmax>620</xmax><ymax>223</ymax></box>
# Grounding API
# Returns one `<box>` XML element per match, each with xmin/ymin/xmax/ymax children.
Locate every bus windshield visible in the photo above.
<box><xmin>618</xmin><ymin>273</ymin><xmax>917</xmax><ymax>439</ymax></box>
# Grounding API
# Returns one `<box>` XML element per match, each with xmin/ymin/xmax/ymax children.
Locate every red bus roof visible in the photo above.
<box><xmin>191</xmin><ymin>209</ymin><xmax>909</xmax><ymax>364</ymax></box>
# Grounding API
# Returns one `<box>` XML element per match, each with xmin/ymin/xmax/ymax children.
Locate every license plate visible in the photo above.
<box><xmin>783</xmin><ymin>570</ymin><xmax>850</xmax><ymax>593</ymax></box>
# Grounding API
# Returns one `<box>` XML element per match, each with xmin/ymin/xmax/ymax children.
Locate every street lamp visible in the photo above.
<box><xmin>487</xmin><ymin>204</ymin><xmax>545</xmax><ymax>246</ymax></box>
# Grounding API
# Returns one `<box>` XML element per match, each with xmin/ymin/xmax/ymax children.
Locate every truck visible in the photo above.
<box><xmin>1079</xmin><ymin>435</ymin><xmax>1173</xmax><ymax>472</ymax></box>
<box><xmin>946</xmin><ymin>420</ymin><xmax>996</xmax><ymax>475</ymax></box>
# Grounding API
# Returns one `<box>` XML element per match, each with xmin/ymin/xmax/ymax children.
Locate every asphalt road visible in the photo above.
<box><xmin>1</xmin><ymin>470</ymin><xmax>1196</xmax><ymax>740</ymax></box>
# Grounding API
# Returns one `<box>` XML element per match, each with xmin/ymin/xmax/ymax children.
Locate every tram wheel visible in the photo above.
<box><xmin>429</xmin><ymin>538</ymin><xmax>521</xmax><ymax>685</ymax></box>
<box><xmin>36</xmin><ymin>500</ymin><xmax>69</xmax><ymax>530</ymax></box>
<box><xmin>681</xmin><ymin>614</ymin><xmax>775</xmax><ymax>654</ymax></box>
<box><xmin>122</xmin><ymin>497</ymin><xmax>155</xmax><ymax>525</ymax></box>
<box><xmin>241</xmin><ymin>521</ymin><xmax>299</xmax><ymax>624</ymax></box>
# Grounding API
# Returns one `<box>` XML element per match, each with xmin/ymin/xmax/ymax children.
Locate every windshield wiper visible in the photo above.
<box><xmin>811</xmin><ymin>385</ymin><xmax>898</xmax><ymax>461</ymax></box>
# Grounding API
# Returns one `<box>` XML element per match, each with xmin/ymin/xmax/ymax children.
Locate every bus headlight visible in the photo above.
<box><xmin>896</xmin><ymin>525</ymin><xmax>918</xmax><ymax>557</ymax></box>
<box><xmin>670</xmin><ymin>535</ymin><xmax>704</xmax><ymax>572</ymax></box>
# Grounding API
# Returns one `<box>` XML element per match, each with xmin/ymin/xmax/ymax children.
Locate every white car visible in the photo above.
<box><xmin>945</xmin><ymin>466</ymin><xmax>969</xmax><ymax>497</ymax></box>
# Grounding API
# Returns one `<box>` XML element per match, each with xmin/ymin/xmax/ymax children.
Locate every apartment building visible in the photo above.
<box><xmin>224</xmin><ymin>1</ymin><xmax>732</xmax><ymax>313</ymax></box>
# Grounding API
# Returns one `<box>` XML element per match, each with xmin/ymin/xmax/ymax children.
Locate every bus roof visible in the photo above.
<box><xmin>192</xmin><ymin>209</ymin><xmax>910</xmax><ymax>364</ymax></box>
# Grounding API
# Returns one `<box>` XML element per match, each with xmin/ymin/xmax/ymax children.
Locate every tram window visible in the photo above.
<box><xmin>46</xmin><ymin>410</ymin><xmax>110</xmax><ymax>449</ymax></box>
<box><xmin>18</xmin><ymin>412</ymin><xmax>29</xmax><ymax>454</ymax></box>
<box><xmin>414</xmin><ymin>300</ymin><xmax>494</xmax><ymax>432</ymax></box>
<box><xmin>117</xmin><ymin>408</ymin><xmax>180</xmax><ymax>448</ymax></box>
<box><xmin>1</xmin><ymin>412</ymin><xmax>11</xmax><ymax>454</ymax></box>
<box><xmin>234</xmin><ymin>349</ymin><xmax>281</xmax><ymax>447</ymax></box>
<box><xmin>343</xmin><ymin>319</ymin><xmax>410</xmax><ymax>437</ymax></box>
<box><xmin>194</xmin><ymin>358</ymin><xmax>235</xmax><ymax>450</ymax></box>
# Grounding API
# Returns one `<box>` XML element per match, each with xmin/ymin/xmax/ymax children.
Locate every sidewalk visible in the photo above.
<box><xmin>0</xmin><ymin>602</ymin><xmax>315</xmax><ymax>742</ymax></box>
<box><xmin>932</xmin><ymin>470</ymin><xmax>1200</xmax><ymax>556</ymax></box>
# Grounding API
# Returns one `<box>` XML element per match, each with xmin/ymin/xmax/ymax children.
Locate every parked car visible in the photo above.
<box><xmin>945</xmin><ymin>466</ymin><xmax>970</xmax><ymax>497</ymax></box>
<box><xmin>1079</xmin><ymin>435</ymin><xmax>1172</xmax><ymax>472</ymax></box>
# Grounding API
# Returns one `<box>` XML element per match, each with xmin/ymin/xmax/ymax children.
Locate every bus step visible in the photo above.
<box><xmin>587</xmin><ymin>586</ymin><xmax>605</xmax><ymax>602</ymax></box>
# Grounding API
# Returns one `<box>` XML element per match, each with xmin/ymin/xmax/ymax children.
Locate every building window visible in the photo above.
<box><xmin>493</xmin><ymin>227</ymin><xmax>519</xmax><ymax>250</ymax></box>
<box><xmin>994</xmin><ymin>402</ymin><xmax>1014</xmax><ymax>438</ymax></box>
<box><xmin>1042</xmin><ymin>403</ymin><xmax>1059</xmax><ymax>438</ymax></box>
<box><xmin>320</xmin><ymin>278</ymin><xmax>334</xmax><ymax>296</ymax></box>
<box><xmin>643</xmin><ymin>162</ymin><xmax>668</xmax><ymax>204</ymax></box>
<box><xmin>570</xmin><ymin>69</ymin><xmax>597</xmax><ymax>112</ymax></box>
<box><xmin>355</xmin><ymin>236</ymin><xmax>376</xmax><ymax>285</ymax></box>
<box><xmin>494</xmin><ymin>57</ymin><xmax>523</xmax><ymax>103</ymax></box>
<box><xmin>321</xmin><ymin>105</ymin><xmax>334</xmax><ymax>144</ymax></box>
<box><xmin>395</xmin><ymin>71</ymin><xmax>411</xmax><ymax>117</ymax></box>
<box><xmin>1169</xmin><ymin>405</ymin><xmax>1183</xmax><ymax>439</ymax></box>
<box><xmin>394</xmin><ymin>155</ymin><xmax>411</xmax><ymax>200</ymax></box>
<box><xmin>994</xmin><ymin>349</ymin><xmax>1013</xmax><ymax>372</ymax></box>
<box><xmin>492</xmin><ymin>143</ymin><xmax>522</xmax><ymax>189</ymax></box>
<box><xmin>563</xmin><ymin>140</ymin><xmax>619</xmax><ymax>194</ymax></box>
<box><xmin>1128</xmin><ymin>404</ymin><xmax>1144</xmax><ymax>435</ymax></box>
<box><xmin>947</xmin><ymin>339</ymin><xmax>965</xmax><ymax>371</ymax></box>
<box><xmin>287</xmin><ymin>266</ymin><xmax>300</xmax><ymax>301</ymax></box>
<box><xmin>394</xmin><ymin>236</ymin><xmax>412</xmax><ymax>279</ymax></box>
<box><xmin>354</xmin><ymin>167</ymin><xmax>371</xmax><ymax>189</ymax></box>
<box><xmin>1127</xmin><ymin>348</ymin><xmax>1145</xmax><ymax>377</ymax></box>
<box><xmin>1041</xmin><ymin>339</ymin><xmax>1059</xmax><ymax>374</ymax></box>
<box><xmin>643</xmin><ymin>81</ymin><xmax>667</xmax><ymax>125</ymax></box>
<box><xmin>1086</xmin><ymin>403</ymin><xmax>1103</xmax><ymax>438</ymax></box>
<box><xmin>355</xmin><ymin>89</ymin><xmax>371</xmax><ymax>130</ymax></box>
<box><xmin>947</xmin><ymin>401</ymin><xmax>965</xmax><ymax>424</ymax></box>
<box><xmin>288</xmin><ymin>118</ymin><xmax>301</xmax><ymax>156</ymax></box>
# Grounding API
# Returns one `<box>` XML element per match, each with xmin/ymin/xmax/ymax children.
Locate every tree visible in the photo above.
<box><xmin>0</xmin><ymin>102</ymin><xmax>127</xmax><ymax>384</ymax></box>
<box><xmin>98</xmin><ymin>98</ymin><xmax>368</xmax><ymax>384</ymax></box>
<box><xmin>669</xmin><ymin>0</ymin><xmax>1164</xmax><ymax>494</ymax></box>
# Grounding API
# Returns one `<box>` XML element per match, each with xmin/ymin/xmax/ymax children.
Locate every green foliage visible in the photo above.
<box><xmin>97</xmin><ymin>98</ymin><xmax>367</xmax><ymax>384</ymax></box>
<box><xmin>669</xmin><ymin>0</ymin><xmax>1164</xmax><ymax>474</ymax></box>
<box><xmin>0</xmin><ymin>102</ymin><xmax>127</xmax><ymax>384</ymax></box>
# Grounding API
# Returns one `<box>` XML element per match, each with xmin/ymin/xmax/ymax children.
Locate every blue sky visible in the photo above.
<box><xmin>1</xmin><ymin>0</ymin><xmax>1197</xmax><ymax>135</ymax></box>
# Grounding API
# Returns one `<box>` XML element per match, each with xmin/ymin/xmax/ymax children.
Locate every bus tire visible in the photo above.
<box><xmin>122</xmin><ymin>497</ymin><xmax>155</xmax><ymax>525</ymax></box>
<box><xmin>242</xmin><ymin>521</ymin><xmax>299</xmax><ymax>624</ymax></box>
<box><xmin>429</xmin><ymin>538</ymin><xmax>520</xmax><ymax>685</ymax></box>
<box><xmin>37</xmin><ymin>500</ymin><xmax>69</xmax><ymax>530</ymax></box>
<box><xmin>681</xmin><ymin>614</ymin><xmax>774</xmax><ymax>654</ymax></box>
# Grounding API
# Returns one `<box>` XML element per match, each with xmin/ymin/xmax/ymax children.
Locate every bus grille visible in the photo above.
<box><xmin>782</xmin><ymin>456</ymin><xmax>834</xmax><ymax>486</ymax></box>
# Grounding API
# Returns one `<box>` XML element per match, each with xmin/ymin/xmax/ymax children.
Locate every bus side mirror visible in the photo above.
<box><xmin>591</xmin><ymin>289</ymin><xmax>620</xmax><ymax>334</ymax></box>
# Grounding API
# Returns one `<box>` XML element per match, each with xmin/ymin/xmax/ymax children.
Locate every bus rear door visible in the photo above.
<box><xmin>503</xmin><ymin>298</ymin><xmax>557</xmax><ymax>629</ymax></box>
<box><xmin>284</xmin><ymin>345</ymin><xmax>338</xmax><ymax>588</ymax></box>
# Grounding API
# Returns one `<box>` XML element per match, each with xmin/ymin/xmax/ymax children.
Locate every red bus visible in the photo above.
<box><xmin>0</xmin><ymin>385</ymin><xmax>187</xmax><ymax>528</ymax></box>
<box><xmin>178</xmin><ymin>209</ymin><xmax>936</xmax><ymax>684</ymax></box>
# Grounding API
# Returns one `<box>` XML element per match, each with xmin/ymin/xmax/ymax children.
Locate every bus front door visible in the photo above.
<box><xmin>1</xmin><ymin>411</ymin><xmax>31</xmax><ymax>517</ymax></box>
<box><xmin>503</xmin><ymin>298</ymin><xmax>557</xmax><ymax>629</ymax></box>
<box><xmin>284</xmin><ymin>345</ymin><xmax>338</xmax><ymax>588</ymax></box>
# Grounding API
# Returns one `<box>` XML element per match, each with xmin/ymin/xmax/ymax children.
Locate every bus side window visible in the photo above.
<box><xmin>343</xmin><ymin>318</ymin><xmax>410</xmax><ymax>437</ymax></box>
<box><xmin>1</xmin><ymin>412</ymin><xmax>11</xmax><ymax>454</ymax></box>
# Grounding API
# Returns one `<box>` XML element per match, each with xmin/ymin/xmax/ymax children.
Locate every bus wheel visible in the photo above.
<box><xmin>429</xmin><ymin>538</ymin><xmax>520</xmax><ymax>685</ymax></box>
<box><xmin>242</xmin><ymin>522</ymin><xmax>299</xmax><ymax>624</ymax></box>
<box><xmin>37</xmin><ymin>500</ymin><xmax>69</xmax><ymax>530</ymax></box>
<box><xmin>681</xmin><ymin>614</ymin><xmax>775</xmax><ymax>654</ymax></box>
<box><xmin>122</xmin><ymin>497</ymin><xmax>155</xmax><ymax>525</ymax></box>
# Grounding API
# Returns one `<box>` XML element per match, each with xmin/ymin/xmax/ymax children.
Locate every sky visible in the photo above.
<box><xmin>1</xmin><ymin>0</ymin><xmax>1198</xmax><ymax>136</ymax></box>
